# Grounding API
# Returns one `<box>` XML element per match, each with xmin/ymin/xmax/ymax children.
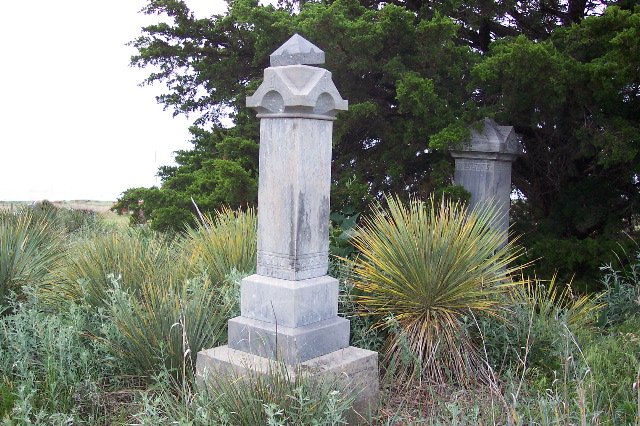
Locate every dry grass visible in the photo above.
<box><xmin>374</xmin><ymin>380</ymin><xmax>506</xmax><ymax>425</ymax></box>
<box><xmin>0</xmin><ymin>200</ymin><xmax>128</xmax><ymax>228</ymax></box>
<box><xmin>0</xmin><ymin>200</ymin><xmax>113</xmax><ymax>213</ymax></box>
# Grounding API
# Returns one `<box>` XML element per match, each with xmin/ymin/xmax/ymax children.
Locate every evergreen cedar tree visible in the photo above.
<box><xmin>113</xmin><ymin>0</ymin><xmax>640</xmax><ymax>290</ymax></box>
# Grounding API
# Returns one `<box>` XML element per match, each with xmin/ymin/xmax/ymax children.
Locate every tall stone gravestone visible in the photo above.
<box><xmin>196</xmin><ymin>34</ymin><xmax>378</xmax><ymax>419</ymax></box>
<box><xmin>450</xmin><ymin>118</ymin><xmax>523</xmax><ymax>235</ymax></box>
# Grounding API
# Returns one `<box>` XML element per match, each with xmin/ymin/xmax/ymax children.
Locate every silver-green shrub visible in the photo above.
<box><xmin>600</xmin><ymin>253</ymin><xmax>640</xmax><ymax>326</ymax></box>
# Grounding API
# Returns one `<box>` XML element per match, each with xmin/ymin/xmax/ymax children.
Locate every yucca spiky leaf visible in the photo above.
<box><xmin>512</xmin><ymin>274</ymin><xmax>604</xmax><ymax>329</ymax></box>
<box><xmin>58</xmin><ymin>228</ymin><xmax>187</xmax><ymax>309</ymax></box>
<box><xmin>0</xmin><ymin>211</ymin><xmax>64</xmax><ymax>307</ymax></box>
<box><xmin>350</xmin><ymin>195</ymin><xmax>525</xmax><ymax>384</ymax></box>
<box><xmin>183</xmin><ymin>207</ymin><xmax>257</xmax><ymax>285</ymax></box>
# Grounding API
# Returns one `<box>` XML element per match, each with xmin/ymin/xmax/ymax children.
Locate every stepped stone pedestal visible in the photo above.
<box><xmin>196</xmin><ymin>34</ymin><xmax>378</xmax><ymax>423</ymax></box>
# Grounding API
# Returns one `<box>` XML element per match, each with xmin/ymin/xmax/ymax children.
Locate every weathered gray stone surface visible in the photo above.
<box><xmin>196</xmin><ymin>34</ymin><xmax>378</xmax><ymax>420</ymax></box>
<box><xmin>246</xmin><ymin>66</ymin><xmax>348</xmax><ymax>119</ymax></box>
<box><xmin>227</xmin><ymin>316</ymin><xmax>350</xmax><ymax>364</ymax></box>
<box><xmin>196</xmin><ymin>345</ymin><xmax>379</xmax><ymax>424</ymax></box>
<box><xmin>450</xmin><ymin>118</ymin><xmax>523</xmax><ymax>235</ymax></box>
<box><xmin>255</xmin><ymin>118</ymin><xmax>334</xmax><ymax>280</ymax></box>
<box><xmin>241</xmin><ymin>274</ymin><xmax>338</xmax><ymax>327</ymax></box>
<box><xmin>270</xmin><ymin>33</ymin><xmax>326</xmax><ymax>66</ymax></box>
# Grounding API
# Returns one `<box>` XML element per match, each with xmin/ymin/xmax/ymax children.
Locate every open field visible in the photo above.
<box><xmin>0</xmin><ymin>200</ymin><xmax>114</xmax><ymax>213</ymax></box>
<box><xmin>0</xmin><ymin>200</ymin><xmax>129</xmax><ymax>227</ymax></box>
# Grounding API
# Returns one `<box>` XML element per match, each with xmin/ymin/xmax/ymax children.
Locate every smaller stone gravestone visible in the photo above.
<box><xmin>450</xmin><ymin>118</ymin><xmax>523</xmax><ymax>236</ymax></box>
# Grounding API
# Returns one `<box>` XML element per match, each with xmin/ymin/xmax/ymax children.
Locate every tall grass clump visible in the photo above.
<box><xmin>132</xmin><ymin>364</ymin><xmax>355</xmax><ymax>425</ymax></box>
<box><xmin>350</xmin><ymin>196</ymin><xmax>524</xmax><ymax>384</ymax></box>
<box><xmin>57</xmin><ymin>228</ymin><xmax>186</xmax><ymax>309</ymax></box>
<box><xmin>599</xmin><ymin>252</ymin><xmax>640</xmax><ymax>327</ymax></box>
<box><xmin>183</xmin><ymin>207</ymin><xmax>257</xmax><ymax>284</ymax></box>
<box><xmin>480</xmin><ymin>275</ymin><xmax>602</xmax><ymax>380</ymax></box>
<box><xmin>582</xmin><ymin>317</ymin><xmax>640</xmax><ymax>424</ymax></box>
<box><xmin>53</xmin><ymin>210</ymin><xmax>255</xmax><ymax>381</ymax></box>
<box><xmin>108</xmin><ymin>273</ymin><xmax>234</xmax><ymax>379</ymax></box>
<box><xmin>0</xmin><ymin>210</ymin><xmax>64</xmax><ymax>308</ymax></box>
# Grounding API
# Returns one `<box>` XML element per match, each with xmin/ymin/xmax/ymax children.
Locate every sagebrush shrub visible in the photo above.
<box><xmin>0</xmin><ymin>301</ymin><xmax>113</xmax><ymax>421</ymax></box>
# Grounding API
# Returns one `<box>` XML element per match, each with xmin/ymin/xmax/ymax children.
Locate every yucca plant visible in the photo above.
<box><xmin>108</xmin><ymin>273</ymin><xmax>233</xmax><ymax>379</ymax></box>
<box><xmin>57</xmin><ymin>228</ymin><xmax>188</xmax><ymax>309</ymax></box>
<box><xmin>183</xmin><ymin>207</ymin><xmax>257</xmax><ymax>285</ymax></box>
<box><xmin>513</xmin><ymin>274</ymin><xmax>603</xmax><ymax>330</ymax></box>
<box><xmin>0</xmin><ymin>210</ymin><xmax>64</xmax><ymax>308</ymax></box>
<box><xmin>350</xmin><ymin>196</ymin><xmax>524</xmax><ymax>384</ymax></box>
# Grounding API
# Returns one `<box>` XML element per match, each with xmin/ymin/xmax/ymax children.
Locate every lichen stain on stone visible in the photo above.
<box><xmin>296</xmin><ymin>192</ymin><xmax>312</xmax><ymax>271</ymax></box>
<box><xmin>288</xmin><ymin>184</ymin><xmax>296</xmax><ymax>262</ymax></box>
<box><xmin>318</xmin><ymin>195</ymin><xmax>330</xmax><ymax>242</ymax></box>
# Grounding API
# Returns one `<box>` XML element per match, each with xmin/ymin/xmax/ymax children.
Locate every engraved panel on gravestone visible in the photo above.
<box><xmin>460</xmin><ymin>160</ymin><xmax>491</xmax><ymax>172</ymax></box>
<box><xmin>256</xmin><ymin>251</ymin><xmax>328</xmax><ymax>281</ymax></box>
<box><xmin>492</xmin><ymin>161</ymin><xmax>513</xmax><ymax>175</ymax></box>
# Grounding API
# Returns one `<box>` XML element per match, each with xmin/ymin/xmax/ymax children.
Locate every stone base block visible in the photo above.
<box><xmin>241</xmin><ymin>274</ymin><xmax>338</xmax><ymax>327</ymax></box>
<box><xmin>196</xmin><ymin>345</ymin><xmax>379</xmax><ymax>424</ymax></box>
<box><xmin>228</xmin><ymin>315</ymin><xmax>349</xmax><ymax>364</ymax></box>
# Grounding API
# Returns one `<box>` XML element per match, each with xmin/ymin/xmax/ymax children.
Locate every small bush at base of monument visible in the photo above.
<box><xmin>131</xmin><ymin>365</ymin><xmax>355</xmax><ymax>426</ymax></box>
<box><xmin>107</xmin><ymin>273</ymin><xmax>233</xmax><ymax>380</ymax></box>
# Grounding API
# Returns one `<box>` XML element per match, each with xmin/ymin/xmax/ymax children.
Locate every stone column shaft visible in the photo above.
<box><xmin>256</xmin><ymin>117</ymin><xmax>333</xmax><ymax>281</ymax></box>
<box><xmin>228</xmin><ymin>35</ymin><xmax>351</xmax><ymax>364</ymax></box>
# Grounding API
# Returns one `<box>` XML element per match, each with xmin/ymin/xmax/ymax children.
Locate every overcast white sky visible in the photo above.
<box><xmin>0</xmin><ymin>0</ymin><xmax>228</xmax><ymax>201</ymax></box>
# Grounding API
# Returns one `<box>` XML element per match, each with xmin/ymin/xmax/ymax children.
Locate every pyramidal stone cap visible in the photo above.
<box><xmin>247</xmin><ymin>34</ymin><xmax>347</xmax><ymax>118</ymax></box>
<box><xmin>464</xmin><ymin>118</ymin><xmax>523</xmax><ymax>155</ymax></box>
<box><xmin>270</xmin><ymin>34</ymin><xmax>325</xmax><ymax>67</ymax></box>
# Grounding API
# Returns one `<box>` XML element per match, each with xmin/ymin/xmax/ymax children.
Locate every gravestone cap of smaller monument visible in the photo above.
<box><xmin>462</xmin><ymin>118</ymin><xmax>523</xmax><ymax>156</ymax></box>
<box><xmin>270</xmin><ymin>33</ymin><xmax>325</xmax><ymax>67</ymax></box>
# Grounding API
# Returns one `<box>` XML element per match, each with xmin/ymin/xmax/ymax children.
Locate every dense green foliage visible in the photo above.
<box><xmin>117</xmin><ymin>0</ymin><xmax>484</xmax><ymax>232</ymax></box>
<box><xmin>481</xmin><ymin>6</ymin><xmax>640</xmax><ymax>287</ymax></box>
<box><xmin>0</xmin><ymin>206</ymin><xmax>638</xmax><ymax>423</ymax></box>
<box><xmin>117</xmin><ymin>0</ymin><xmax>640</xmax><ymax>288</ymax></box>
<box><xmin>0</xmin><ymin>206</ymin><xmax>640</xmax><ymax>425</ymax></box>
